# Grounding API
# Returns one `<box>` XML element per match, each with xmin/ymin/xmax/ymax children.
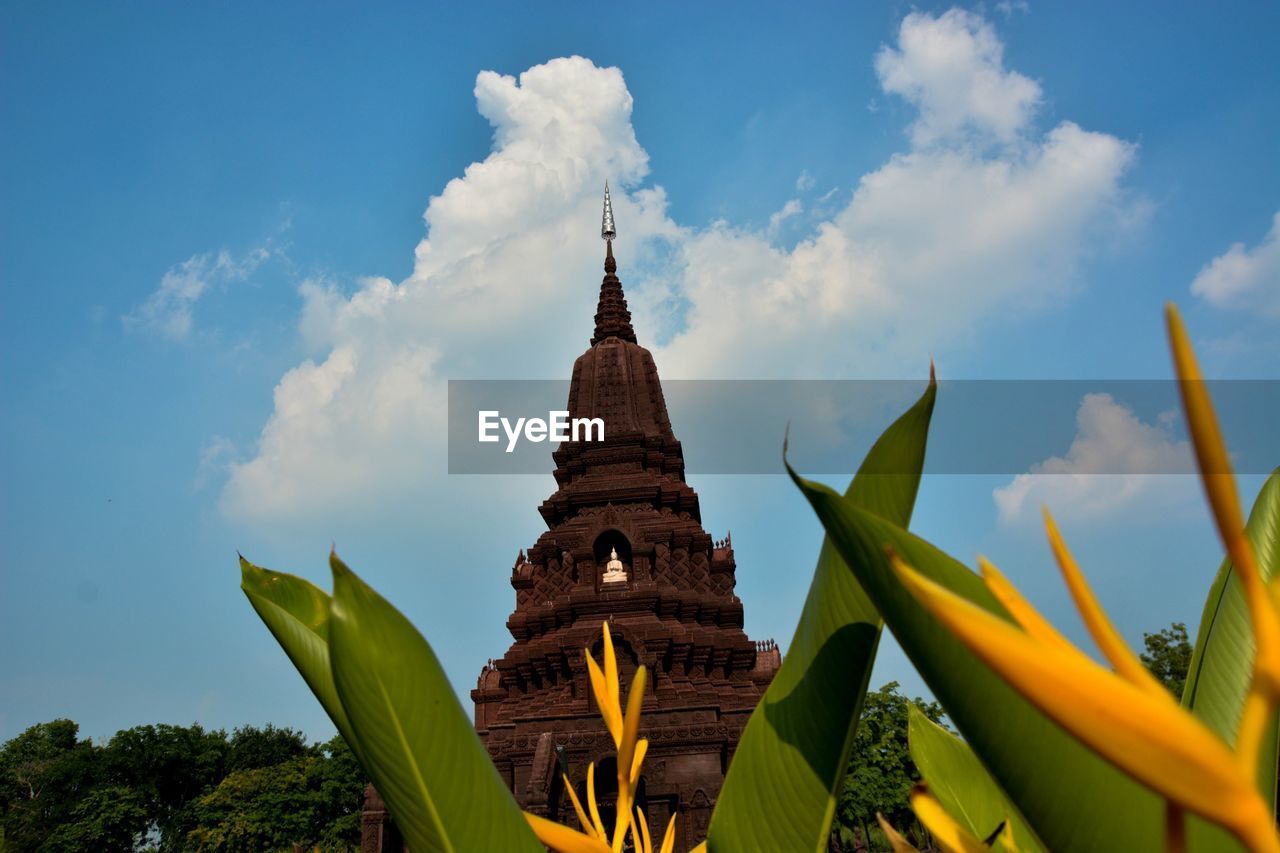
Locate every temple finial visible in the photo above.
<box><xmin>601</xmin><ymin>181</ymin><xmax>616</xmax><ymax>242</ymax></box>
<box><xmin>591</xmin><ymin>182</ymin><xmax>635</xmax><ymax>345</ymax></box>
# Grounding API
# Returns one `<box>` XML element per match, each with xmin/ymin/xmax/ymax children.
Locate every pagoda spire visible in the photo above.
<box><xmin>592</xmin><ymin>182</ymin><xmax>637</xmax><ymax>345</ymax></box>
<box><xmin>601</xmin><ymin>180</ymin><xmax>616</xmax><ymax>241</ymax></box>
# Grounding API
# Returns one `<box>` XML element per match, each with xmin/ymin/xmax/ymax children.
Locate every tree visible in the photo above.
<box><xmin>41</xmin><ymin>785</ymin><xmax>149</xmax><ymax>852</ymax></box>
<box><xmin>226</xmin><ymin>724</ymin><xmax>310</xmax><ymax>773</ymax></box>
<box><xmin>185</xmin><ymin>757</ymin><xmax>321</xmax><ymax>851</ymax></box>
<box><xmin>832</xmin><ymin>682</ymin><xmax>946</xmax><ymax>851</ymax></box>
<box><xmin>0</xmin><ymin>720</ymin><xmax>103</xmax><ymax>851</ymax></box>
<box><xmin>309</xmin><ymin>735</ymin><xmax>365</xmax><ymax>849</ymax></box>
<box><xmin>184</xmin><ymin>739</ymin><xmax>363</xmax><ymax>852</ymax></box>
<box><xmin>100</xmin><ymin>723</ymin><xmax>230</xmax><ymax>850</ymax></box>
<box><xmin>1</xmin><ymin>721</ymin><xmax>363</xmax><ymax>852</ymax></box>
<box><xmin>1140</xmin><ymin>621</ymin><xmax>1193</xmax><ymax>699</ymax></box>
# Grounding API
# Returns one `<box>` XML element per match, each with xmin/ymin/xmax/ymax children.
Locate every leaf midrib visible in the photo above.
<box><xmin>375</xmin><ymin>673</ymin><xmax>454</xmax><ymax>853</ymax></box>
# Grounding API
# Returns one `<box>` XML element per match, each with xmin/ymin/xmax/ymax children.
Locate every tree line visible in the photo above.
<box><xmin>0</xmin><ymin>722</ymin><xmax>363</xmax><ymax>851</ymax></box>
<box><xmin>0</xmin><ymin>622</ymin><xmax>1192</xmax><ymax>852</ymax></box>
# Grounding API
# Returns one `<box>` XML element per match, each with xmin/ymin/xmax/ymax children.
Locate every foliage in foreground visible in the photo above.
<box><xmin>242</xmin><ymin>304</ymin><xmax>1279</xmax><ymax>852</ymax></box>
<box><xmin>0</xmin><ymin>720</ymin><xmax>362</xmax><ymax>852</ymax></box>
<box><xmin>790</xmin><ymin>305</ymin><xmax>1279</xmax><ymax>853</ymax></box>
<box><xmin>831</xmin><ymin>683</ymin><xmax>944</xmax><ymax>850</ymax></box>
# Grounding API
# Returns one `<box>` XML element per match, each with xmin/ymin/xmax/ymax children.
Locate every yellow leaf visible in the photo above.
<box><xmin>910</xmin><ymin>785</ymin><xmax>987</xmax><ymax>853</ymax></box>
<box><xmin>632</xmin><ymin>806</ymin><xmax>653</xmax><ymax>853</ymax></box>
<box><xmin>1041</xmin><ymin>510</ymin><xmax>1168</xmax><ymax>698</ymax></box>
<box><xmin>525</xmin><ymin>812</ymin><xmax>611</xmax><ymax>853</ymax></box>
<box><xmin>561</xmin><ymin>773</ymin><xmax>597</xmax><ymax>839</ymax></box>
<box><xmin>978</xmin><ymin>556</ymin><xmax>1074</xmax><ymax>652</ymax></box>
<box><xmin>586</xmin><ymin>651</ymin><xmax>622</xmax><ymax>746</ymax></box>
<box><xmin>630</xmin><ymin>739</ymin><xmax>649</xmax><ymax>788</ymax></box>
<box><xmin>602</xmin><ymin>621</ymin><xmax>620</xmax><ymax>712</ymax></box>
<box><xmin>1166</xmin><ymin>303</ymin><xmax>1280</xmax><ymax>771</ymax></box>
<box><xmin>892</xmin><ymin>557</ymin><xmax>1277</xmax><ymax>852</ymax></box>
<box><xmin>658</xmin><ymin>812</ymin><xmax>678</xmax><ymax>853</ymax></box>
<box><xmin>586</xmin><ymin>763</ymin><xmax>606</xmax><ymax>840</ymax></box>
<box><xmin>876</xmin><ymin>812</ymin><xmax>919</xmax><ymax>853</ymax></box>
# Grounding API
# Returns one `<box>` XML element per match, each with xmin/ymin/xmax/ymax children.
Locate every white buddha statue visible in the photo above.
<box><xmin>602</xmin><ymin>547</ymin><xmax>628</xmax><ymax>584</ymax></box>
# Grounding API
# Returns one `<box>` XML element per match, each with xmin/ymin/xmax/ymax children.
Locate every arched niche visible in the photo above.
<box><xmin>593</xmin><ymin>529</ymin><xmax>632</xmax><ymax>584</ymax></box>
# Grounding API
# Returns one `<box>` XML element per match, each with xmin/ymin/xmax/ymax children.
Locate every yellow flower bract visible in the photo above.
<box><xmin>525</xmin><ymin>621</ymin><xmax>683</xmax><ymax>853</ymax></box>
<box><xmin>886</xmin><ymin>304</ymin><xmax>1280</xmax><ymax>852</ymax></box>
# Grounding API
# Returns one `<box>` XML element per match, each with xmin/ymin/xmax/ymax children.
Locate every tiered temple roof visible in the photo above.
<box><xmin>362</xmin><ymin>188</ymin><xmax>779</xmax><ymax>852</ymax></box>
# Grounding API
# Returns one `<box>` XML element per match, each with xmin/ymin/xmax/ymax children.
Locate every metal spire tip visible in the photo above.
<box><xmin>601</xmin><ymin>181</ymin><xmax>616</xmax><ymax>241</ymax></box>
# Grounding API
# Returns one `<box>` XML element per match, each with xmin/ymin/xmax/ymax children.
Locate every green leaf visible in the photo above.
<box><xmin>1183</xmin><ymin>470</ymin><xmax>1280</xmax><ymax>824</ymax></box>
<box><xmin>708</xmin><ymin>377</ymin><xmax>936</xmax><ymax>853</ymax></box>
<box><xmin>785</xmin><ymin>471</ymin><xmax>1241</xmax><ymax>852</ymax></box>
<box><xmin>327</xmin><ymin>552</ymin><xmax>542</xmax><ymax>853</ymax></box>
<box><xmin>907</xmin><ymin>706</ymin><xmax>1044</xmax><ymax>852</ymax></box>
<box><xmin>239</xmin><ymin>557</ymin><xmax>356</xmax><ymax>749</ymax></box>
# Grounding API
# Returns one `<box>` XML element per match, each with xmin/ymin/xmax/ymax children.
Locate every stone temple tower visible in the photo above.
<box><xmin>467</xmin><ymin>185</ymin><xmax>780</xmax><ymax>850</ymax></box>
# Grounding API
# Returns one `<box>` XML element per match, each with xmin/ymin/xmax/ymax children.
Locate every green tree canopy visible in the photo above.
<box><xmin>41</xmin><ymin>785</ymin><xmax>149</xmax><ymax>852</ymax></box>
<box><xmin>0</xmin><ymin>721</ymin><xmax>364</xmax><ymax>852</ymax></box>
<box><xmin>0</xmin><ymin>719</ymin><xmax>103</xmax><ymax>851</ymax></box>
<box><xmin>832</xmin><ymin>682</ymin><xmax>945</xmax><ymax>849</ymax></box>
<box><xmin>185</xmin><ymin>735</ymin><xmax>364</xmax><ymax>852</ymax></box>
<box><xmin>100</xmin><ymin>722</ymin><xmax>230</xmax><ymax>849</ymax></box>
<box><xmin>1140</xmin><ymin>621</ymin><xmax>1193</xmax><ymax>699</ymax></box>
<box><xmin>226</xmin><ymin>724</ymin><xmax>310</xmax><ymax>774</ymax></box>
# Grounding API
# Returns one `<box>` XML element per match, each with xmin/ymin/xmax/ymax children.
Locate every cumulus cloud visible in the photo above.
<box><xmin>874</xmin><ymin>9</ymin><xmax>1041</xmax><ymax>146</ymax></box>
<box><xmin>1191</xmin><ymin>211</ymin><xmax>1280</xmax><ymax>317</ymax></box>
<box><xmin>223</xmin><ymin>344</ymin><xmax>447</xmax><ymax>520</ymax></box>
<box><xmin>125</xmin><ymin>247</ymin><xmax>270</xmax><ymax>340</ymax></box>
<box><xmin>768</xmin><ymin>199</ymin><xmax>804</xmax><ymax>234</ymax></box>
<box><xmin>220</xmin><ymin>57</ymin><xmax>676</xmax><ymax>525</ymax></box>
<box><xmin>220</xmin><ymin>11</ymin><xmax>1142</xmax><ymax>525</ymax></box>
<box><xmin>993</xmin><ymin>394</ymin><xmax>1194</xmax><ymax>524</ymax></box>
<box><xmin>651</xmin><ymin>119</ymin><xmax>1134</xmax><ymax>377</ymax></box>
<box><xmin>995</xmin><ymin>0</ymin><xmax>1031</xmax><ymax>17</ymax></box>
<box><xmin>194</xmin><ymin>436</ymin><xmax>237</xmax><ymax>492</ymax></box>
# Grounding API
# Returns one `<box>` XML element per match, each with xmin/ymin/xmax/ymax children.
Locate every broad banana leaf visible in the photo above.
<box><xmin>707</xmin><ymin>376</ymin><xmax>936</xmax><ymax>852</ymax></box>
<box><xmin>786</xmin><ymin>468</ymin><xmax>1240</xmax><ymax>852</ymax></box>
<box><xmin>907</xmin><ymin>705</ymin><xmax>1044</xmax><ymax>851</ymax></box>
<box><xmin>1183</xmin><ymin>469</ymin><xmax>1280</xmax><ymax>848</ymax></box>
<box><xmin>242</xmin><ymin>553</ymin><xmax>542</xmax><ymax>852</ymax></box>
<box><xmin>240</xmin><ymin>557</ymin><xmax>357</xmax><ymax>748</ymax></box>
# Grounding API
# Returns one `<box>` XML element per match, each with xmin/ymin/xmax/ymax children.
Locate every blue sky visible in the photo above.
<box><xmin>2</xmin><ymin>1</ymin><xmax>1278</xmax><ymax>744</ymax></box>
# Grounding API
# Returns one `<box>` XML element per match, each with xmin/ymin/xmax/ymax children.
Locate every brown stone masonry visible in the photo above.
<box><xmin>471</xmin><ymin>241</ymin><xmax>778</xmax><ymax>851</ymax></box>
<box><xmin>362</xmin><ymin>234</ymin><xmax>779</xmax><ymax>852</ymax></box>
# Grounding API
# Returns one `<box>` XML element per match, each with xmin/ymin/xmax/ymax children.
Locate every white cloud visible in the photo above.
<box><xmin>647</xmin><ymin>9</ymin><xmax>1134</xmax><ymax>379</ymax></box>
<box><xmin>874</xmin><ymin>9</ymin><xmax>1041</xmax><ymax>147</ymax></box>
<box><xmin>125</xmin><ymin>247</ymin><xmax>269</xmax><ymax>340</ymax></box>
<box><xmin>1191</xmin><ymin>211</ymin><xmax>1280</xmax><ymax>317</ymax></box>
<box><xmin>995</xmin><ymin>0</ymin><xmax>1031</xmax><ymax>17</ymax></box>
<box><xmin>650</xmin><ymin>119</ymin><xmax>1134</xmax><ymax>378</ymax></box>
<box><xmin>795</xmin><ymin>171</ymin><xmax>816</xmax><ymax>192</ymax></box>
<box><xmin>768</xmin><ymin>199</ymin><xmax>803</xmax><ymax>234</ymax></box>
<box><xmin>220</xmin><ymin>13</ymin><xmax>1141</xmax><ymax>525</ymax></box>
<box><xmin>194</xmin><ymin>436</ymin><xmax>237</xmax><ymax>492</ymax></box>
<box><xmin>993</xmin><ymin>394</ymin><xmax>1194</xmax><ymax>524</ymax></box>
<box><xmin>220</xmin><ymin>57</ymin><xmax>676</xmax><ymax>525</ymax></box>
<box><xmin>223</xmin><ymin>344</ymin><xmax>447</xmax><ymax>521</ymax></box>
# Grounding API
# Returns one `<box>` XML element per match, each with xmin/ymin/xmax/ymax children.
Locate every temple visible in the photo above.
<box><xmin>362</xmin><ymin>185</ymin><xmax>780</xmax><ymax>851</ymax></box>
